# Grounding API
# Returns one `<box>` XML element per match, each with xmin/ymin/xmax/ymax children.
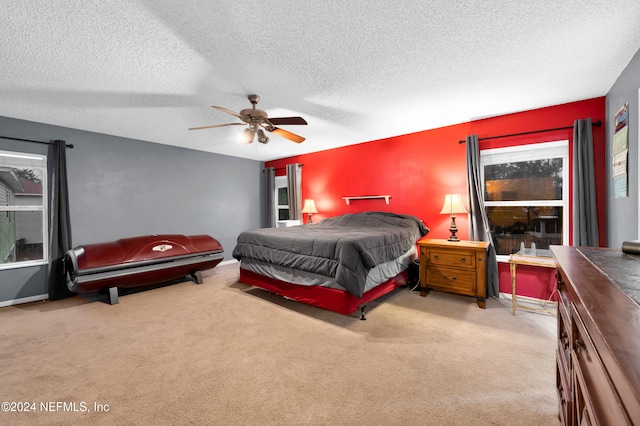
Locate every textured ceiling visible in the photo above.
<box><xmin>2</xmin><ymin>0</ymin><xmax>640</xmax><ymax>161</ymax></box>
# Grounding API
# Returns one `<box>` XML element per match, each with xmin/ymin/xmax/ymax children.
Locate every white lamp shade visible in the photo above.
<box><xmin>242</xmin><ymin>128</ymin><xmax>255</xmax><ymax>144</ymax></box>
<box><xmin>301</xmin><ymin>199</ymin><xmax>318</xmax><ymax>214</ymax></box>
<box><xmin>439</xmin><ymin>194</ymin><xmax>468</xmax><ymax>215</ymax></box>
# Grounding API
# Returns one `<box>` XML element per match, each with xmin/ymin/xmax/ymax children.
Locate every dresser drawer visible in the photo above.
<box><xmin>556</xmin><ymin>270</ymin><xmax>571</xmax><ymax>315</ymax></box>
<box><xmin>426</xmin><ymin>265</ymin><xmax>476</xmax><ymax>295</ymax></box>
<box><xmin>572</xmin><ymin>309</ymin><xmax>632</xmax><ymax>425</ymax></box>
<box><xmin>428</xmin><ymin>250</ymin><xmax>475</xmax><ymax>269</ymax></box>
<box><xmin>558</xmin><ymin>309</ymin><xmax>571</xmax><ymax>370</ymax></box>
<box><xmin>556</xmin><ymin>354</ymin><xmax>572</xmax><ymax>426</ymax></box>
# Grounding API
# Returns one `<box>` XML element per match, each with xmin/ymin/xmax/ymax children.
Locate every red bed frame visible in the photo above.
<box><xmin>239</xmin><ymin>267</ymin><xmax>409</xmax><ymax>318</ymax></box>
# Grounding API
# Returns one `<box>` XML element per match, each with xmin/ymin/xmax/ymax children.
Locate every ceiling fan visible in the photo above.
<box><xmin>189</xmin><ymin>94</ymin><xmax>307</xmax><ymax>144</ymax></box>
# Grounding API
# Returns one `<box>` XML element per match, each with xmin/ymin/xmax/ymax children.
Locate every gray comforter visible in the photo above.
<box><xmin>232</xmin><ymin>212</ymin><xmax>429</xmax><ymax>297</ymax></box>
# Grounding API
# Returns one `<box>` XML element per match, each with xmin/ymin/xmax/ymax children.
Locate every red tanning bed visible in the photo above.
<box><xmin>64</xmin><ymin>234</ymin><xmax>224</xmax><ymax>304</ymax></box>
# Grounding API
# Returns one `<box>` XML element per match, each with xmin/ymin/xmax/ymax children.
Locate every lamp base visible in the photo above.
<box><xmin>448</xmin><ymin>215</ymin><xmax>461</xmax><ymax>242</ymax></box>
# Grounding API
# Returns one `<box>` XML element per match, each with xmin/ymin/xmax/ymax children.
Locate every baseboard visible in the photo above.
<box><xmin>0</xmin><ymin>293</ymin><xmax>48</xmax><ymax>308</ymax></box>
<box><xmin>499</xmin><ymin>291</ymin><xmax>557</xmax><ymax>307</ymax></box>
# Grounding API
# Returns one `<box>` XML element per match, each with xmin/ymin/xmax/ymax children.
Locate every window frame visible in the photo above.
<box><xmin>480</xmin><ymin>140</ymin><xmax>569</xmax><ymax>262</ymax></box>
<box><xmin>274</xmin><ymin>175</ymin><xmax>290</xmax><ymax>222</ymax></box>
<box><xmin>0</xmin><ymin>150</ymin><xmax>48</xmax><ymax>271</ymax></box>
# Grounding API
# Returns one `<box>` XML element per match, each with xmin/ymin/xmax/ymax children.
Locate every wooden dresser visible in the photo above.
<box><xmin>418</xmin><ymin>239</ymin><xmax>489</xmax><ymax>308</ymax></box>
<box><xmin>551</xmin><ymin>245</ymin><xmax>640</xmax><ymax>425</ymax></box>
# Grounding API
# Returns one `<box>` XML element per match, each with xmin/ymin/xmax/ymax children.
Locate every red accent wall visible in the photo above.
<box><xmin>266</xmin><ymin>97</ymin><xmax>606</xmax><ymax>299</ymax></box>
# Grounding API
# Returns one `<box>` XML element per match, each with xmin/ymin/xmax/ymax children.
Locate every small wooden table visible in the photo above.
<box><xmin>508</xmin><ymin>253</ymin><xmax>557</xmax><ymax>315</ymax></box>
<box><xmin>418</xmin><ymin>239</ymin><xmax>489</xmax><ymax>308</ymax></box>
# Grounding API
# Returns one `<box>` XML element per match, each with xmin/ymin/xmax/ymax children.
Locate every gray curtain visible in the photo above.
<box><xmin>48</xmin><ymin>140</ymin><xmax>73</xmax><ymax>300</ymax></box>
<box><xmin>263</xmin><ymin>167</ymin><xmax>276</xmax><ymax>228</ymax></box>
<box><xmin>573</xmin><ymin>118</ymin><xmax>599</xmax><ymax>246</ymax></box>
<box><xmin>465</xmin><ymin>134</ymin><xmax>499</xmax><ymax>298</ymax></box>
<box><xmin>286</xmin><ymin>163</ymin><xmax>302</xmax><ymax>221</ymax></box>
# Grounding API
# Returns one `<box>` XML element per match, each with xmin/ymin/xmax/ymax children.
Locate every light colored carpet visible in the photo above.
<box><xmin>0</xmin><ymin>262</ymin><xmax>560</xmax><ymax>425</ymax></box>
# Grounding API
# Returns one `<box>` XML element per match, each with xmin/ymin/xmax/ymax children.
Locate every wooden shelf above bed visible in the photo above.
<box><xmin>342</xmin><ymin>195</ymin><xmax>391</xmax><ymax>205</ymax></box>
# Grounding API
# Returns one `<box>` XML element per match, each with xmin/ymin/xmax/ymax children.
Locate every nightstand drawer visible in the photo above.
<box><xmin>428</xmin><ymin>250</ymin><xmax>475</xmax><ymax>269</ymax></box>
<box><xmin>426</xmin><ymin>266</ymin><xmax>476</xmax><ymax>295</ymax></box>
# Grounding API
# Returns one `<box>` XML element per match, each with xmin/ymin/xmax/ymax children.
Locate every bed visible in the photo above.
<box><xmin>233</xmin><ymin>212</ymin><xmax>429</xmax><ymax>318</ymax></box>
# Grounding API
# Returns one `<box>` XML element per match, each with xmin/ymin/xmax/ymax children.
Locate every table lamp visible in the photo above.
<box><xmin>440</xmin><ymin>193</ymin><xmax>468</xmax><ymax>242</ymax></box>
<box><xmin>301</xmin><ymin>199</ymin><xmax>318</xmax><ymax>224</ymax></box>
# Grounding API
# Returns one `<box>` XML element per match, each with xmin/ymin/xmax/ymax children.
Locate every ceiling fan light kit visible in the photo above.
<box><xmin>190</xmin><ymin>94</ymin><xmax>307</xmax><ymax>145</ymax></box>
<box><xmin>257</xmin><ymin>129</ymin><xmax>269</xmax><ymax>144</ymax></box>
<box><xmin>242</xmin><ymin>127</ymin><xmax>255</xmax><ymax>144</ymax></box>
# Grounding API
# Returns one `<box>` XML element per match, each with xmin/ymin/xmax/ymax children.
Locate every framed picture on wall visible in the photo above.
<box><xmin>612</xmin><ymin>102</ymin><xmax>629</xmax><ymax>199</ymax></box>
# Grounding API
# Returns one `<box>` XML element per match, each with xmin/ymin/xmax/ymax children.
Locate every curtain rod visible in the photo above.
<box><xmin>458</xmin><ymin>120</ymin><xmax>602</xmax><ymax>144</ymax></box>
<box><xmin>0</xmin><ymin>135</ymin><xmax>74</xmax><ymax>148</ymax></box>
<box><xmin>264</xmin><ymin>164</ymin><xmax>304</xmax><ymax>171</ymax></box>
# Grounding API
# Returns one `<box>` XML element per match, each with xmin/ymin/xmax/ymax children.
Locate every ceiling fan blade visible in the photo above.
<box><xmin>267</xmin><ymin>116</ymin><xmax>308</xmax><ymax>126</ymax></box>
<box><xmin>188</xmin><ymin>122</ymin><xmax>243</xmax><ymax>130</ymax></box>
<box><xmin>269</xmin><ymin>127</ymin><xmax>305</xmax><ymax>143</ymax></box>
<box><xmin>211</xmin><ymin>106</ymin><xmax>245</xmax><ymax>120</ymax></box>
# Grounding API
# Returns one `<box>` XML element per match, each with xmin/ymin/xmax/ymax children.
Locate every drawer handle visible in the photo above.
<box><xmin>443</xmin><ymin>274</ymin><xmax>457</xmax><ymax>281</ymax></box>
<box><xmin>460</xmin><ymin>257</ymin><xmax>467</xmax><ymax>263</ymax></box>
<box><xmin>556</xmin><ymin>272</ymin><xmax>565</xmax><ymax>290</ymax></box>
<box><xmin>434</xmin><ymin>255</ymin><xmax>439</xmax><ymax>260</ymax></box>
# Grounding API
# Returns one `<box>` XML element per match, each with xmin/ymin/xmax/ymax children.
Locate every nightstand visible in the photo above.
<box><xmin>418</xmin><ymin>238</ymin><xmax>490</xmax><ymax>308</ymax></box>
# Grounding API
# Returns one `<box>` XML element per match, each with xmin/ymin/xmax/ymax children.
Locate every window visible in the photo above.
<box><xmin>481</xmin><ymin>141</ymin><xmax>568</xmax><ymax>259</ymax></box>
<box><xmin>275</xmin><ymin>176</ymin><xmax>290</xmax><ymax>221</ymax></box>
<box><xmin>0</xmin><ymin>151</ymin><xmax>47</xmax><ymax>269</ymax></box>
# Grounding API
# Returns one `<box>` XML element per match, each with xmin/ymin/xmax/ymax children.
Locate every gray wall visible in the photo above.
<box><xmin>606</xmin><ymin>46</ymin><xmax>640</xmax><ymax>247</ymax></box>
<box><xmin>0</xmin><ymin>116</ymin><xmax>261</xmax><ymax>304</ymax></box>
